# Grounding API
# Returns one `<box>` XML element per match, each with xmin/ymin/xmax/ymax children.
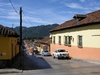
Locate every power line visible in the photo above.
<box><xmin>22</xmin><ymin>11</ymin><xmax>33</xmax><ymax>26</ymax></box>
<box><xmin>9</xmin><ymin>0</ymin><xmax>19</xmax><ymax>14</ymax></box>
<box><xmin>9</xmin><ymin>0</ymin><xmax>33</xmax><ymax>26</ymax></box>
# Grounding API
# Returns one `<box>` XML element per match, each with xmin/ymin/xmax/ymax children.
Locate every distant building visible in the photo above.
<box><xmin>34</xmin><ymin>36</ymin><xmax>50</xmax><ymax>52</ymax></box>
<box><xmin>50</xmin><ymin>10</ymin><xmax>100</xmax><ymax>61</ymax></box>
<box><xmin>40</xmin><ymin>36</ymin><xmax>50</xmax><ymax>51</ymax></box>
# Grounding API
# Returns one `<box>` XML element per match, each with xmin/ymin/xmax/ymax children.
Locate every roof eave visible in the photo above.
<box><xmin>50</xmin><ymin>22</ymin><xmax>100</xmax><ymax>32</ymax></box>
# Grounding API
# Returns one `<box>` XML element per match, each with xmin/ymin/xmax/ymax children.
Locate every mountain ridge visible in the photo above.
<box><xmin>12</xmin><ymin>24</ymin><xmax>59</xmax><ymax>38</ymax></box>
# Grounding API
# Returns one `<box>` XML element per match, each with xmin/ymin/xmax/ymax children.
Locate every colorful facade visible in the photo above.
<box><xmin>40</xmin><ymin>36</ymin><xmax>50</xmax><ymax>51</ymax></box>
<box><xmin>34</xmin><ymin>36</ymin><xmax>50</xmax><ymax>52</ymax></box>
<box><xmin>0</xmin><ymin>25</ymin><xmax>19</xmax><ymax>66</ymax></box>
<box><xmin>50</xmin><ymin>10</ymin><xmax>100</xmax><ymax>61</ymax></box>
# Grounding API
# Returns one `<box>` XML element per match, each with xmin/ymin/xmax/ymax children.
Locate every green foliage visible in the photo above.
<box><xmin>23</xmin><ymin>36</ymin><xmax>43</xmax><ymax>41</ymax></box>
<box><xmin>13</xmin><ymin>24</ymin><xmax>59</xmax><ymax>38</ymax></box>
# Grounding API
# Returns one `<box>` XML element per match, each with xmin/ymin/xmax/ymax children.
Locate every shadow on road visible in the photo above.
<box><xmin>12</xmin><ymin>53</ymin><xmax>52</xmax><ymax>70</ymax></box>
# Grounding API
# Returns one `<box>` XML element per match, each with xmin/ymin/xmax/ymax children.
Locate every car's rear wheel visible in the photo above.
<box><xmin>58</xmin><ymin>57</ymin><xmax>60</xmax><ymax>60</ymax></box>
<box><xmin>53</xmin><ymin>55</ymin><xmax>55</xmax><ymax>59</ymax></box>
<box><xmin>57</xmin><ymin>56</ymin><xmax>61</xmax><ymax>60</ymax></box>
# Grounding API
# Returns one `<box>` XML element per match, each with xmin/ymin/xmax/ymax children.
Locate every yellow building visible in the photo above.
<box><xmin>39</xmin><ymin>36</ymin><xmax>50</xmax><ymax>52</ymax></box>
<box><xmin>34</xmin><ymin>36</ymin><xmax>50</xmax><ymax>53</ymax></box>
<box><xmin>0</xmin><ymin>25</ymin><xmax>19</xmax><ymax>67</ymax></box>
<box><xmin>50</xmin><ymin>10</ymin><xmax>100</xmax><ymax>61</ymax></box>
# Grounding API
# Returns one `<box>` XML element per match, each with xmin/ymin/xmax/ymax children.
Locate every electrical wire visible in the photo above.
<box><xmin>9</xmin><ymin>0</ymin><xmax>33</xmax><ymax>26</ymax></box>
<box><xmin>9</xmin><ymin>0</ymin><xmax>19</xmax><ymax>14</ymax></box>
<box><xmin>22</xmin><ymin>11</ymin><xmax>33</xmax><ymax>26</ymax></box>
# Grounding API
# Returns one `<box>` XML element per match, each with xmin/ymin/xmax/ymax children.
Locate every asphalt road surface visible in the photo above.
<box><xmin>23</xmin><ymin>55</ymin><xmax>100</xmax><ymax>75</ymax></box>
<box><xmin>0</xmin><ymin>55</ymin><xmax>100</xmax><ymax>75</ymax></box>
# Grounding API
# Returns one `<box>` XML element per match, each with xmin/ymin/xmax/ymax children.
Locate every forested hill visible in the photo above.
<box><xmin>13</xmin><ymin>24</ymin><xmax>59</xmax><ymax>38</ymax></box>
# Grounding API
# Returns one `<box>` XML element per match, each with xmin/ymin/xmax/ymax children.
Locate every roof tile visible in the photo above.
<box><xmin>0</xmin><ymin>24</ymin><xmax>19</xmax><ymax>37</ymax></box>
<box><xmin>50</xmin><ymin>10</ymin><xmax>100</xmax><ymax>32</ymax></box>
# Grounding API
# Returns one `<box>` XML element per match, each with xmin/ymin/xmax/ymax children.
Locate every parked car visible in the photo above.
<box><xmin>33</xmin><ymin>50</ymin><xmax>39</xmax><ymax>55</ymax></box>
<box><xmin>40</xmin><ymin>50</ymin><xmax>51</xmax><ymax>56</ymax></box>
<box><xmin>52</xmin><ymin>49</ymin><xmax>69</xmax><ymax>59</ymax></box>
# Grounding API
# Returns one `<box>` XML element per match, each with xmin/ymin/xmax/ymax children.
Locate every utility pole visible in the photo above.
<box><xmin>20</xmin><ymin>7</ymin><xmax>22</xmax><ymax>45</ymax></box>
<box><xmin>19</xmin><ymin>7</ymin><xmax>24</xmax><ymax>71</ymax></box>
<box><xmin>12</xmin><ymin>24</ymin><xmax>14</xmax><ymax>29</ymax></box>
<box><xmin>20</xmin><ymin>7</ymin><xmax>22</xmax><ymax>46</ymax></box>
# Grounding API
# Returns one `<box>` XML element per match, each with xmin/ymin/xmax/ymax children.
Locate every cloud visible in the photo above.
<box><xmin>0</xmin><ymin>8</ymin><xmax>6</xmax><ymax>14</ymax></box>
<box><xmin>1</xmin><ymin>0</ymin><xmax>99</xmax><ymax>27</ymax></box>
<box><xmin>89</xmin><ymin>0</ymin><xmax>100</xmax><ymax>7</ymax></box>
<box><xmin>26</xmin><ymin>17</ymin><xmax>51</xmax><ymax>24</ymax></box>
<box><xmin>8</xmin><ymin>11</ymin><xmax>19</xmax><ymax>16</ymax></box>
<box><xmin>80</xmin><ymin>0</ymin><xmax>85</xmax><ymax>2</ymax></box>
<box><xmin>49</xmin><ymin>0</ymin><xmax>57</xmax><ymax>2</ymax></box>
<box><xmin>94</xmin><ymin>7</ymin><xmax>100</xmax><ymax>10</ymax></box>
<box><xmin>67</xmin><ymin>11</ymin><xmax>77</xmax><ymax>14</ymax></box>
<box><xmin>0</xmin><ymin>2</ymin><xmax>11</xmax><ymax>6</ymax></box>
<box><xmin>22</xmin><ymin>5</ymin><xmax>74</xmax><ymax>26</ymax></box>
<box><xmin>65</xmin><ymin>2</ymin><xmax>100</xmax><ymax>12</ymax></box>
<box><xmin>0</xmin><ymin>15</ymin><xmax>19</xmax><ymax>19</ymax></box>
<box><xmin>65</xmin><ymin>3</ymin><xmax>83</xmax><ymax>9</ymax></box>
<box><xmin>0</xmin><ymin>10</ymin><xmax>19</xmax><ymax>19</ymax></box>
<box><xmin>0</xmin><ymin>7</ymin><xmax>55</xmax><ymax>26</ymax></box>
<box><xmin>22</xmin><ymin>8</ymin><xmax>69</xmax><ymax>26</ymax></box>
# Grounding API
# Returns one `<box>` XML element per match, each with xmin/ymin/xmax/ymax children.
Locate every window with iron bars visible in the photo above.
<box><xmin>58</xmin><ymin>36</ymin><xmax>61</xmax><ymax>44</ymax></box>
<box><xmin>64</xmin><ymin>36</ymin><xmax>72</xmax><ymax>46</ymax></box>
<box><xmin>53</xmin><ymin>36</ymin><xmax>55</xmax><ymax>44</ymax></box>
<box><xmin>77</xmin><ymin>35</ymin><xmax>83</xmax><ymax>48</ymax></box>
<box><xmin>50</xmin><ymin>37</ymin><xmax>52</xmax><ymax>43</ymax></box>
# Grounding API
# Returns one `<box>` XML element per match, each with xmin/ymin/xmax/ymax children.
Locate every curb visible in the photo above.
<box><xmin>72</xmin><ymin>58</ymin><xmax>100</xmax><ymax>65</ymax></box>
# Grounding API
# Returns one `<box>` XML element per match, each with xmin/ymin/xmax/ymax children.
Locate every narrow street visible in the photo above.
<box><xmin>25</xmin><ymin>55</ymin><xmax>100</xmax><ymax>75</ymax></box>
<box><xmin>0</xmin><ymin>41</ymin><xmax>100</xmax><ymax>75</ymax></box>
<box><xmin>0</xmin><ymin>54</ymin><xmax>100</xmax><ymax>75</ymax></box>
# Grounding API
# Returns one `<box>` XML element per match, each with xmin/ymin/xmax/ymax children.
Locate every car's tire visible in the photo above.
<box><xmin>42</xmin><ymin>54</ymin><xmax>44</xmax><ymax>56</ymax></box>
<box><xmin>58</xmin><ymin>57</ymin><xmax>60</xmax><ymax>60</ymax></box>
<box><xmin>57</xmin><ymin>56</ymin><xmax>60</xmax><ymax>60</ymax></box>
<box><xmin>53</xmin><ymin>55</ymin><xmax>55</xmax><ymax>59</ymax></box>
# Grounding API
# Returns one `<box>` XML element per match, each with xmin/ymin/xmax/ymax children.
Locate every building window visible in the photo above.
<box><xmin>67</xmin><ymin>36</ymin><xmax>72</xmax><ymax>46</ymax></box>
<box><xmin>58</xmin><ymin>36</ymin><xmax>61</xmax><ymax>44</ymax></box>
<box><xmin>64</xmin><ymin>36</ymin><xmax>71</xmax><ymax>46</ymax></box>
<box><xmin>78</xmin><ymin>35</ymin><xmax>82</xmax><ymax>47</ymax></box>
<box><xmin>50</xmin><ymin>37</ymin><xmax>52</xmax><ymax>43</ymax></box>
<box><xmin>53</xmin><ymin>36</ymin><xmax>55</xmax><ymax>44</ymax></box>
<box><xmin>64</xmin><ymin>36</ymin><xmax>68</xmax><ymax>45</ymax></box>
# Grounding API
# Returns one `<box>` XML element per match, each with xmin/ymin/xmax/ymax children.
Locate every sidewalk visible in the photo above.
<box><xmin>72</xmin><ymin>58</ymin><xmax>100</xmax><ymax>65</ymax></box>
<box><xmin>0</xmin><ymin>68</ymin><xmax>22</xmax><ymax>74</ymax></box>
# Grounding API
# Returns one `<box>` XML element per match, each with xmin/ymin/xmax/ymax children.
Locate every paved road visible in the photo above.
<box><xmin>25</xmin><ymin>56</ymin><xmax>100</xmax><ymax>75</ymax></box>
<box><xmin>0</xmin><ymin>55</ymin><xmax>100</xmax><ymax>75</ymax></box>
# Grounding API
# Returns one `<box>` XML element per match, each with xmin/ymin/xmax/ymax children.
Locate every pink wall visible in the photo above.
<box><xmin>50</xmin><ymin>44</ymin><xmax>100</xmax><ymax>61</ymax></box>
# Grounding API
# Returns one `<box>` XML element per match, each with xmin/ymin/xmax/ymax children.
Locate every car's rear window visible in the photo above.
<box><xmin>44</xmin><ymin>51</ymin><xmax>49</xmax><ymax>52</ymax></box>
<box><xmin>58</xmin><ymin>50</ymin><xmax>66</xmax><ymax>52</ymax></box>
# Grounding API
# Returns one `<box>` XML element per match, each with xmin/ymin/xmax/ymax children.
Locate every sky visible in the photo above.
<box><xmin>0</xmin><ymin>0</ymin><xmax>100</xmax><ymax>27</ymax></box>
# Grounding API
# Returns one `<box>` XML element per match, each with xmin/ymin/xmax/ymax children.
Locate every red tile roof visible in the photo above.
<box><xmin>50</xmin><ymin>10</ymin><xmax>100</xmax><ymax>32</ymax></box>
<box><xmin>40</xmin><ymin>36</ymin><xmax>50</xmax><ymax>45</ymax></box>
<box><xmin>0</xmin><ymin>24</ymin><xmax>19</xmax><ymax>37</ymax></box>
<box><xmin>34</xmin><ymin>41</ymin><xmax>41</xmax><ymax>47</ymax></box>
<box><xmin>34</xmin><ymin>36</ymin><xmax>50</xmax><ymax>47</ymax></box>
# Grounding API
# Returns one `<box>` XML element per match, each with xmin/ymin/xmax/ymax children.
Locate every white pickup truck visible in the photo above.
<box><xmin>52</xmin><ymin>49</ymin><xmax>69</xmax><ymax>59</ymax></box>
